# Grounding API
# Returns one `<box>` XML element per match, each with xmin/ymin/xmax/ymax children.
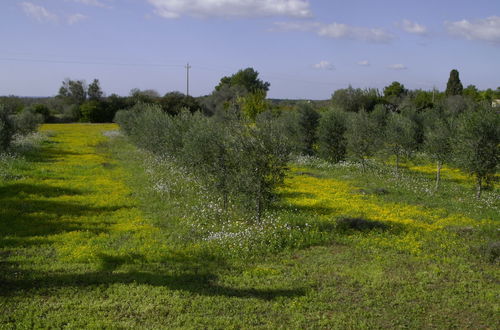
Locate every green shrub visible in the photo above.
<box><xmin>14</xmin><ymin>110</ymin><xmax>43</xmax><ymax>135</ymax></box>
<box><xmin>0</xmin><ymin>105</ymin><xmax>15</xmax><ymax>151</ymax></box>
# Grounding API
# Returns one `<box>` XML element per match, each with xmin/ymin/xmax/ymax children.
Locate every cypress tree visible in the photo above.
<box><xmin>445</xmin><ymin>69</ymin><xmax>463</xmax><ymax>96</ymax></box>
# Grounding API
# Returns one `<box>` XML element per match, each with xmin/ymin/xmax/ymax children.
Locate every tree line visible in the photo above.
<box><xmin>114</xmin><ymin>68</ymin><xmax>498</xmax><ymax>228</ymax></box>
<box><xmin>1</xmin><ymin>68</ymin><xmax>499</xmax><ymax>202</ymax></box>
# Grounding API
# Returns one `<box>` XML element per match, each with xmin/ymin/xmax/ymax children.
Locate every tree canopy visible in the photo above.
<box><xmin>215</xmin><ymin>68</ymin><xmax>270</xmax><ymax>94</ymax></box>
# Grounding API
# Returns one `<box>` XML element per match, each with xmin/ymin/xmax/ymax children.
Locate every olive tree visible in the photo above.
<box><xmin>423</xmin><ymin>114</ymin><xmax>454</xmax><ymax>191</ymax></box>
<box><xmin>383</xmin><ymin>113</ymin><xmax>419</xmax><ymax>177</ymax></box>
<box><xmin>236</xmin><ymin>112</ymin><xmax>291</xmax><ymax>220</ymax></box>
<box><xmin>453</xmin><ymin>105</ymin><xmax>499</xmax><ymax>198</ymax></box>
<box><xmin>317</xmin><ymin>108</ymin><xmax>348</xmax><ymax>163</ymax></box>
<box><xmin>346</xmin><ymin>110</ymin><xmax>380</xmax><ymax>170</ymax></box>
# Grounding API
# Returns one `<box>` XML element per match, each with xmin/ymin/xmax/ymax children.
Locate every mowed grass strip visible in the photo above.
<box><xmin>1</xmin><ymin>124</ymin><xmax>164</xmax><ymax>265</ymax></box>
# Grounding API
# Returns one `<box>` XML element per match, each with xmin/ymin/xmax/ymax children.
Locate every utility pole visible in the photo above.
<box><xmin>185</xmin><ymin>63</ymin><xmax>191</xmax><ymax>96</ymax></box>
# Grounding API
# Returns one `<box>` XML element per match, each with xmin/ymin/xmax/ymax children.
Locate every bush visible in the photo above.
<box><xmin>0</xmin><ymin>105</ymin><xmax>15</xmax><ymax>151</ymax></box>
<box><xmin>14</xmin><ymin>110</ymin><xmax>43</xmax><ymax>135</ymax></box>
<box><xmin>80</xmin><ymin>100</ymin><xmax>115</xmax><ymax>123</ymax></box>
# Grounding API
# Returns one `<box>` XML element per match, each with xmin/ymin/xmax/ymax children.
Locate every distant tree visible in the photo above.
<box><xmin>463</xmin><ymin>84</ymin><xmax>480</xmax><ymax>102</ymax></box>
<box><xmin>479</xmin><ymin>88</ymin><xmax>495</xmax><ymax>103</ymax></box>
<box><xmin>445</xmin><ymin>69</ymin><xmax>463</xmax><ymax>96</ymax></box>
<box><xmin>0</xmin><ymin>96</ymin><xmax>24</xmax><ymax>113</ymax></box>
<box><xmin>79</xmin><ymin>100</ymin><xmax>113</xmax><ymax>123</ymax></box>
<box><xmin>215</xmin><ymin>68</ymin><xmax>270</xmax><ymax>94</ymax></box>
<box><xmin>453</xmin><ymin>105</ymin><xmax>499</xmax><ymax>198</ymax></box>
<box><xmin>331</xmin><ymin>86</ymin><xmax>380</xmax><ymax>112</ymax></box>
<box><xmin>297</xmin><ymin>103</ymin><xmax>320</xmax><ymax>155</ymax></box>
<box><xmin>24</xmin><ymin>104</ymin><xmax>50</xmax><ymax>122</ymax></box>
<box><xmin>58</xmin><ymin>79</ymin><xmax>87</xmax><ymax>105</ymax></box>
<box><xmin>317</xmin><ymin>108</ymin><xmax>348</xmax><ymax>163</ymax></box>
<box><xmin>129</xmin><ymin>88</ymin><xmax>160</xmax><ymax>104</ymax></box>
<box><xmin>87</xmin><ymin>79</ymin><xmax>104</xmax><ymax>101</ymax></box>
<box><xmin>105</xmin><ymin>94</ymin><xmax>131</xmax><ymax>119</ymax></box>
<box><xmin>383</xmin><ymin>81</ymin><xmax>407</xmax><ymax>112</ymax></box>
<box><xmin>201</xmin><ymin>84</ymin><xmax>248</xmax><ymax>117</ymax></box>
<box><xmin>384</xmin><ymin>81</ymin><xmax>407</xmax><ymax>99</ymax></box>
<box><xmin>159</xmin><ymin>91</ymin><xmax>201</xmax><ymax>116</ymax></box>
<box><xmin>412</xmin><ymin>89</ymin><xmax>434</xmax><ymax>110</ymax></box>
<box><xmin>346</xmin><ymin>110</ymin><xmax>380</xmax><ymax>170</ymax></box>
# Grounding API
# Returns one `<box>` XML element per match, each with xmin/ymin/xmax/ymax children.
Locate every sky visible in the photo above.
<box><xmin>0</xmin><ymin>0</ymin><xmax>499</xmax><ymax>99</ymax></box>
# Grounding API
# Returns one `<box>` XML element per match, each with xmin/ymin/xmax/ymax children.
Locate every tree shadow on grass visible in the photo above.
<box><xmin>0</xmin><ymin>183</ymin><xmax>83</xmax><ymax>199</ymax></box>
<box><xmin>0</xmin><ymin>200</ymin><xmax>126</xmax><ymax>245</ymax></box>
<box><xmin>24</xmin><ymin>144</ymin><xmax>82</xmax><ymax>164</ymax></box>
<box><xmin>0</xmin><ymin>182</ymin><xmax>131</xmax><ymax>248</ymax></box>
<box><xmin>271</xmin><ymin>202</ymin><xmax>338</xmax><ymax>216</ymax></box>
<box><xmin>0</xmin><ymin>252</ymin><xmax>306</xmax><ymax>301</ymax></box>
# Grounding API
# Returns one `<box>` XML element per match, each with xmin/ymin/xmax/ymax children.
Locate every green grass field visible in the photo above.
<box><xmin>1</xmin><ymin>124</ymin><xmax>498</xmax><ymax>328</ymax></box>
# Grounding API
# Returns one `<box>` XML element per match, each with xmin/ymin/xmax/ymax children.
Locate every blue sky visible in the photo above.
<box><xmin>1</xmin><ymin>0</ymin><xmax>499</xmax><ymax>99</ymax></box>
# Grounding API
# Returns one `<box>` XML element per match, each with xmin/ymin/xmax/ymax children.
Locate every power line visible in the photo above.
<box><xmin>0</xmin><ymin>57</ymin><xmax>185</xmax><ymax>68</ymax></box>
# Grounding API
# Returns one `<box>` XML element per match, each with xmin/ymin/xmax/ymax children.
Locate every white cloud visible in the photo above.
<box><xmin>68</xmin><ymin>0</ymin><xmax>111</xmax><ymax>8</ymax></box>
<box><xmin>398</xmin><ymin>19</ymin><xmax>427</xmax><ymax>35</ymax></box>
<box><xmin>20</xmin><ymin>2</ymin><xmax>58</xmax><ymax>22</ymax></box>
<box><xmin>313</xmin><ymin>60</ymin><xmax>334</xmax><ymax>70</ymax></box>
<box><xmin>271</xmin><ymin>21</ymin><xmax>319</xmax><ymax>32</ymax></box>
<box><xmin>68</xmin><ymin>13</ymin><xmax>87</xmax><ymax>25</ymax></box>
<box><xmin>357</xmin><ymin>60</ymin><xmax>370</xmax><ymax>66</ymax></box>
<box><xmin>148</xmin><ymin>0</ymin><xmax>312</xmax><ymax>19</ymax></box>
<box><xmin>273</xmin><ymin>21</ymin><xmax>394</xmax><ymax>43</ymax></box>
<box><xmin>388</xmin><ymin>64</ymin><xmax>407</xmax><ymax>70</ymax></box>
<box><xmin>445</xmin><ymin>16</ymin><xmax>500</xmax><ymax>44</ymax></box>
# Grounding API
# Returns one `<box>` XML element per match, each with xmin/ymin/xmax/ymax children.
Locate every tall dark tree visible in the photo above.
<box><xmin>87</xmin><ymin>79</ymin><xmax>103</xmax><ymax>101</ymax></box>
<box><xmin>445</xmin><ymin>69</ymin><xmax>463</xmax><ymax>96</ymax></box>
<box><xmin>58</xmin><ymin>79</ymin><xmax>87</xmax><ymax>105</ymax></box>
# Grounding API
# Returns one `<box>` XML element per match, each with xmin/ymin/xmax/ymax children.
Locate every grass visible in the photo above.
<box><xmin>1</xmin><ymin>124</ymin><xmax>498</xmax><ymax>328</ymax></box>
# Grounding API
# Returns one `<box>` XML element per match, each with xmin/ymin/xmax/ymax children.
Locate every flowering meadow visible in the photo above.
<box><xmin>0</xmin><ymin>124</ymin><xmax>498</xmax><ymax>328</ymax></box>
